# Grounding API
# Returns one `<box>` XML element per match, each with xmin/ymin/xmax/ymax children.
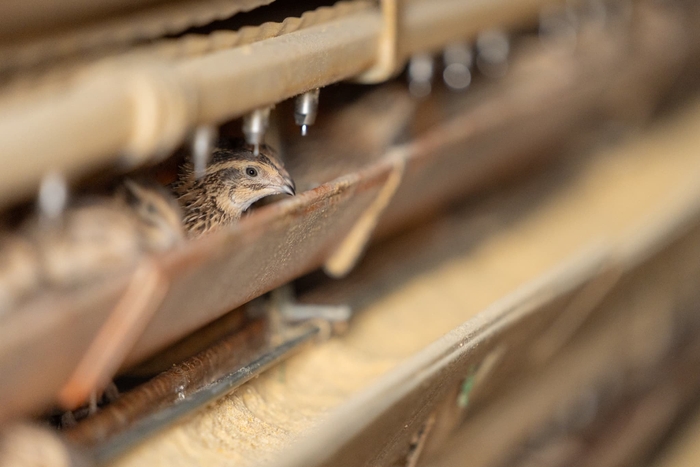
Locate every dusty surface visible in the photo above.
<box><xmin>113</xmin><ymin>100</ymin><xmax>700</xmax><ymax>467</ymax></box>
<box><xmin>651</xmin><ymin>405</ymin><xmax>700</xmax><ymax>467</ymax></box>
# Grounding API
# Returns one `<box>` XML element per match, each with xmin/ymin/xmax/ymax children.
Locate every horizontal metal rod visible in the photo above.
<box><xmin>0</xmin><ymin>0</ymin><xmax>559</xmax><ymax>208</ymax></box>
<box><xmin>0</xmin><ymin>0</ymin><xmax>275</xmax><ymax>72</ymax></box>
<box><xmin>63</xmin><ymin>318</ymin><xmax>268</xmax><ymax>446</ymax></box>
<box><xmin>176</xmin><ymin>11</ymin><xmax>381</xmax><ymax>124</ymax></box>
<box><xmin>81</xmin><ymin>322</ymin><xmax>320</xmax><ymax>464</ymax></box>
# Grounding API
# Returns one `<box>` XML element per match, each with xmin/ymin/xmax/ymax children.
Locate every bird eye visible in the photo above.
<box><xmin>246</xmin><ymin>167</ymin><xmax>258</xmax><ymax>177</ymax></box>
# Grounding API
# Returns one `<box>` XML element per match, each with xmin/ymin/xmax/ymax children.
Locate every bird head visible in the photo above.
<box><xmin>201</xmin><ymin>141</ymin><xmax>296</xmax><ymax>216</ymax></box>
<box><xmin>119</xmin><ymin>179</ymin><xmax>185</xmax><ymax>251</ymax></box>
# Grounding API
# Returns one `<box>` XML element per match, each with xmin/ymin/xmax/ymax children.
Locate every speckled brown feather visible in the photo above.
<box><xmin>173</xmin><ymin>140</ymin><xmax>295</xmax><ymax>237</ymax></box>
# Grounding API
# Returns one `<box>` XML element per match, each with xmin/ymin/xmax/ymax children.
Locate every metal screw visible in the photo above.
<box><xmin>191</xmin><ymin>125</ymin><xmax>217</xmax><ymax>179</ymax></box>
<box><xmin>38</xmin><ymin>171</ymin><xmax>68</xmax><ymax>222</ymax></box>
<box><xmin>408</xmin><ymin>54</ymin><xmax>434</xmax><ymax>98</ymax></box>
<box><xmin>243</xmin><ymin>107</ymin><xmax>272</xmax><ymax>155</ymax></box>
<box><xmin>443</xmin><ymin>43</ymin><xmax>473</xmax><ymax>91</ymax></box>
<box><xmin>476</xmin><ymin>30</ymin><xmax>510</xmax><ymax>79</ymax></box>
<box><xmin>294</xmin><ymin>89</ymin><xmax>320</xmax><ymax>136</ymax></box>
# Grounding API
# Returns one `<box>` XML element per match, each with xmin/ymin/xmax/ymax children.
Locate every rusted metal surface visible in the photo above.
<box><xmin>58</xmin><ymin>261</ymin><xmax>170</xmax><ymax>409</ymax></box>
<box><xmin>64</xmin><ymin>318</ymin><xmax>270</xmax><ymax>447</ymax></box>
<box><xmin>93</xmin><ymin>323</ymin><xmax>319</xmax><ymax>464</ymax></box>
<box><xmin>63</xmin><ymin>318</ymin><xmax>321</xmax><ymax>463</ymax></box>
<box><xmin>126</xmin><ymin>165</ymin><xmax>390</xmax><ymax>362</ymax></box>
<box><xmin>0</xmin><ymin>279</ymin><xmax>129</xmax><ymax>422</ymax></box>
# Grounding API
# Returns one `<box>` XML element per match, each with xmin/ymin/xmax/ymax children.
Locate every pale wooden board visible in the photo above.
<box><xmin>112</xmin><ymin>100</ymin><xmax>700</xmax><ymax>467</ymax></box>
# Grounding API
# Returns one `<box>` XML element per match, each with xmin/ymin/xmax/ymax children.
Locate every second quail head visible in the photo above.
<box><xmin>118</xmin><ymin>179</ymin><xmax>185</xmax><ymax>252</ymax></box>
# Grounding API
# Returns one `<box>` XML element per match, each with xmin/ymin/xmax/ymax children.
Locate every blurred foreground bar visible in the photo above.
<box><xmin>0</xmin><ymin>0</ymin><xmax>568</xmax><ymax>207</ymax></box>
<box><xmin>651</xmin><ymin>407</ymin><xmax>700</xmax><ymax>467</ymax></box>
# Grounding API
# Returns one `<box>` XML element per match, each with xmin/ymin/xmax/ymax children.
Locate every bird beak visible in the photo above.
<box><xmin>282</xmin><ymin>181</ymin><xmax>296</xmax><ymax>196</ymax></box>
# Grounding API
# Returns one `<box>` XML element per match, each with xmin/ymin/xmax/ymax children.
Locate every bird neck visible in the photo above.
<box><xmin>178</xmin><ymin>179</ymin><xmax>242</xmax><ymax>237</ymax></box>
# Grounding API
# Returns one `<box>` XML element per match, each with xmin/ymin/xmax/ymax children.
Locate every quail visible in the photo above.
<box><xmin>28</xmin><ymin>200</ymin><xmax>142</xmax><ymax>288</ymax></box>
<box><xmin>117</xmin><ymin>179</ymin><xmax>185</xmax><ymax>252</ymax></box>
<box><xmin>25</xmin><ymin>180</ymin><xmax>184</xmax><ymax>289</ymax></box>
<box><xmin>172</xmin><ymin>139</ymin><xmax>296</xmax><ymax>237</ymax></box>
